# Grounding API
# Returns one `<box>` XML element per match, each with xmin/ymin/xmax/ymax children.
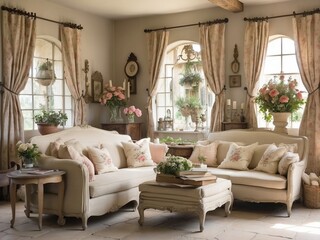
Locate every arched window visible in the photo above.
<box><xmin>19</xmin><ymin>37</ymin><xmax>73</xmax><ymax>130</ymax></box>
<box><xmin>256</xmin><ymin>35</ymin><xmax>307</xmax><ymax>129</ymax></box>
<box><xmin>154</xmin><ymin>41</ymin><xmax>214</xmax><ymax>132</ymax></box>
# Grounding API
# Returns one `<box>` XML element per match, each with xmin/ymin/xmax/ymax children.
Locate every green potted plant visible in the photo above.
<box><xmin>35</xmin><ymin>59</ymin><xmax>55</xmax><ymax>86</ymax></box>
<box><xmin>35</xmin><ymin>109</ymin><xmax>68</xmax><ymax>135</ymax></box>
<box><xmin>179</xmin><ymin>61</ymin><xmax>203</xmax><ymax>88</ymax></box>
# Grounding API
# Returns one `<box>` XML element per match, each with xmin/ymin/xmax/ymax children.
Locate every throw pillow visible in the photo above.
<box><xmin>216</xmin><ymin>141</ymin><xmax>245</xmax><ymax>164</ymax></box>
<box><xmin>248</xmin><ymin>144</ymin><xmax>271</xmax><ymax>169</ymax></box>
<box><xmin>218</xmin><ymin>142</ymin><xmax>258</xmax><ymax>170</ymax></box>
<box><xmin>189</xmin><ymin>141</ymin><xmax>219</xmax><ymax>167</ymax></box>
<box><xmin>278</xmin><ymin>143</ymin><xmax>298</xmax><ymax>153</ymax></box>
<box><xmin>254</xmin><ymin>144</ymin><xmax>287</xmax><ymax>174</ymax></box>
<box><xmin>87</xmin><ymin>147</ymin><xmax>118</xmax><ymax>174</ymax></box>
<box><xmin>149</xmin><ymin>142</ymin><xmax>169</xmax><ymax>164</ymax></box>
<box><xmin>45</xmin><ymin>138</ymin><xmax>64</xmax><ymax>157</ymax></box>
<box><xmin>122</xmin><ymin>138</ymin><xmax>155</xmax><ymax>168</ymax></box>
<box><xmin>58</xmin><ymin>145</ymin><xmax>95</xmax><ymax>182</ymax></box>
<box><xmin>278</xmin><ymin>152</ymin><xmax>300</xmax><ymax>176</ymax></box>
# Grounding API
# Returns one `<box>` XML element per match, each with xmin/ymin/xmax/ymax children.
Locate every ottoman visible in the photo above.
<box><xmin>138</xmin><ymin>178</ymin><xmax>233</xmax><ymax>232</ymax></box>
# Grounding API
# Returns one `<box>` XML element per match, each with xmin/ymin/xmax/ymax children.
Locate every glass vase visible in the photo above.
<box><xmin>127</xmin><ymin>114</ymin><xmax>135</xmax><ymax>123</ymax></box>
<box><xmin>108</xmin><ymin>106</ymin><xmax>123</xmax><ymax>123</ymax></box>
<box><xmin>23</xmin><ymin>158</ymin><xmax>34</xmax><ymax>168</ymax></box>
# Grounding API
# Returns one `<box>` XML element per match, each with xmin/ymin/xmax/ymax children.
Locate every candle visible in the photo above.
<box><xmin>109</xmin><ymin>80</ymin><xmax>112</xmax><ymax>87</ymax></box>
<box><xmin>241</xmin><ymin>103</ymin><xmax>244</xmax><ymax>110</ymax></box>
<box><xmin>127</xmin><ymin>82</ymin><xmax>130</xmax><ymax>98</ymax></box>
<box><xmin>227</xmin><ymin>99</ymin><xmax>231</xmax><ymax>106</ymax></box>
<box><xmin>123</xmin><ymin>79</ymin><xmax>126</xmax><ymax>90</ymax></box>
<box><xmin>232</xmin><ymin>101</ymin><xmax>237</xmax><ymax>109</ymax></box>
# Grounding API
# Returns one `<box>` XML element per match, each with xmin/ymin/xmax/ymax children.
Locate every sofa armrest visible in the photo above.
<box><xmin>37</xmin><ymin>155</ymin><xmax>90</xmax><ymax>216</ymax></box>
<box><xmin>286</xmin><ymin>160</ymin><xmax>305</xmax><ymax>201</ymax></box>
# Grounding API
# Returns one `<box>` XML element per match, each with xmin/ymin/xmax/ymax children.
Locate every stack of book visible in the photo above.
<box><xmin>156</xmin><ymin>170</ymin><xmax>217</xmax><ymax>186</ymax></box>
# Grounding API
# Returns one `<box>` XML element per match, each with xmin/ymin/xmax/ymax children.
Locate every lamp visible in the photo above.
<box><xmin>178</xmin><ymin>44</ymin><xmax>201</xmax><ymax>61</ymax></box>
<box><xmin>35</xmin><ymin>58</ymin><xmax>56</xmax><ymax>86</ymax></box>
<box><xmin>81</xmin><ymin>59</ymin><xmax>92</xmax><ymax>103</ymax></box>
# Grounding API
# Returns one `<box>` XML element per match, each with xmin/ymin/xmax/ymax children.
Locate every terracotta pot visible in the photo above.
<box><xmin>37</xmin><ymin>123</ymin><xmax>59</xmax><ymax>135</ymax></box>
<box><xmin>271</xmin><ymin>112</ymin><xmax>291</xmax><ymax>134</ymax></box>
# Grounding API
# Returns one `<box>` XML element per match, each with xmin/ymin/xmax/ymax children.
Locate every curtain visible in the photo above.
<box><xmin>60</xmin><ymin>25</ymin><xmax>85</xmax><ymax>126</ymax></box>
<box><xmin>146</xmin><ymin>30</ymin><xmax>169</xmax><ymax>140</ymax></box>
<box><xmin>199</xmin><ymin>22</ymin><xmax>226</xmax><ymax>132</ymax></box>
<box><xmin>243</xmin><ymin>20</ymin><xmax>269</xmax><ymax>129</ymax></box>
<box><xmin>0</xmin><ymin>8</ymin><xmax>36</xmax><ymax>170</ymax></box>
<box><xmin>293</xmin><ymin>12</ymin><xmax>320</xmax><ymax>175</ymax></box>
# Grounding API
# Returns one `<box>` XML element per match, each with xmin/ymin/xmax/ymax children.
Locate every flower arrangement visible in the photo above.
<box><xmin>255</xmin><ymin>74</ymin><xmax>305</xmax><ymax>121</ymax></box>
<box><xmin>99</xmin><ymin>84</ymin><xmax>126</xmax><ymax>108</ymax></box>
<box><xmin>156</xmin><ymin>155</ymin><xmax>193</xmax><ymax>176</ymax></box>
<box><xmin>123</xmin><ymin>105</ymin><xmax>142</xmax><ymax>118</ymax></box>
<box><xmin>16</xmin><ymin>141</ymin><xmax>41</xmax><ymax>166</ymax></box>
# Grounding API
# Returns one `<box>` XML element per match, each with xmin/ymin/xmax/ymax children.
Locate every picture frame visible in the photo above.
<box><xmin>91</xmin><ymin>71</ymin><xmax>103</xmax><ymax>103</ymax></box>
<box><xmin>229</xmin><ymin>75</ymin><xmax>241</xmax><ymax>88</ymax></box>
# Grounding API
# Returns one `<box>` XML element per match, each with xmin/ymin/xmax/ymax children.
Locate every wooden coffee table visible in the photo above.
<box><xmin>138</xmin><ymin>178</ymin><xmax>233</xmax><ymax>232</ymax></box>
<box><xmin>7</xmin><ymin>170</ymin><xmax>65</xmax><ymax>230</ymax></box>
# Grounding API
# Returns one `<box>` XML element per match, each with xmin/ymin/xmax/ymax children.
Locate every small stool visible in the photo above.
<box><xmin>138</xmin><ymin>178</ymin><xmax>233</xmax><ymax>232</ymax></box>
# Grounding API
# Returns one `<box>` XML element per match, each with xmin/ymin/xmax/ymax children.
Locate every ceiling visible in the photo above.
<box><xmin>46</xmin><ymin>0</ymin><xmax>294</xmax><ymax>20</ymax></box>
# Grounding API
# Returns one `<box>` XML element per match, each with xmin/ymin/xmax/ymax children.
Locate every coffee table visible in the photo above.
<box><xmin>138</xmin><ymin>178</ymin><xmax>233</xmax><ymax>232</ymax></box>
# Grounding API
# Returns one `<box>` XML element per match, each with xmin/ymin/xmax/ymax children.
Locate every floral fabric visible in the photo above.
<box><xmin>87</xmin><ymin>147</ymin><xmax>118</xmax><ymax>174</ymax></box>
<box><xmin>189</xmin><ymin>141</ymin><xmax>219</xmax><ymax>167</ymax></box>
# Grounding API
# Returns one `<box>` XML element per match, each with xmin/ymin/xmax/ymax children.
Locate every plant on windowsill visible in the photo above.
<box><xmin>35</xmin><ymin>59</ymin><xmax>56</xmax><ymax>86</ymax></box>
<box><xmin>34</xmin><ymin>108</ymin><xmax>68</xmax><ymax>135</ymax></box>
<box><xmin>179</xmin><ymin>61</ymin><xmax>203</xmax><ymax>89</ymax></box>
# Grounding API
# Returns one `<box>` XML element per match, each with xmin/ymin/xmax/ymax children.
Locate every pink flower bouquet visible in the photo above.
<box><xmin>123</xmin><ymin>105</ymin><xmax>142</xmax><ymax>117</ymax></box>
<box><xmin>99</xmin><ymin>84</ymin><xmax>126</xmax><ymax>108</ymax></box>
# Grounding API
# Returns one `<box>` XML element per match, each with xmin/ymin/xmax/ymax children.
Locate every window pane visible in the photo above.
<box><xmin>165</xmin><ymin>93</ymin><xmax>172</xmax><ymax>106</ymax></box>
<box><xmin>157</xmin><ymin>107</ymin><xmax>166</xmax><ymax>119</ymax></box>
<box><xmin>54</xmin><ymin>60</ymin><xmax>63</xmax><ymax>79</ymax></box>
<box><xmin>22</xmin><ymin>110</ymin><xmax>34</xmax><ymax>130</ymax></box>
<box><xmin>34</xmin><ymin>95</ymin><xmax>47</xmax><ymax>109</ymax></box>
<box><xmin>157</xmin><ymin>93</ymin><xmax>166</xmax><ymax>106</ymax></box>
<box><xmin>267</xmin><ymin>39</ymin><xmax>281</xmax><ymax>55</ymax></box>
<box><xmin>54</xmin><ymin>45</ymin><xmax>62</xmax><ymax>60</ymax></box>
<box><xmin>283</xmin><ymin>55</ymin><xmax>299</xmax><ymax>73</ymax></box>
<box><xmin>52</xmin><ymin>96</ymin><xmax>63</xmax><ymax>109</ymax></box>
<box><xmin>64</xmin><ymin>82</ymin><xmax>71</xmax><ymax>95</ymax></box>
<box><xmin>19</xmin><ymin>95</ymin><xmax>33</xmax><ymax>109</ymax></box>
<box><xmin>21</xmin><ymin>79</ymin><xmax>32</xmax><ymax>94</ymax></box>
<box><xmin>34</xmin><ymin>39</ymin><xmax>52</xmax><ymax>59</ymax></box>
<box><xmin>264</xmin><ymin>56</ymin><xmax>281</xmax><ymax>74</ymax></box>
<box><xmin>52</xmin><ymin>80</ymin><xmax>63</xmax><ymax>95</ymax></box>
<box><xmin>65</xmin><ymin>96</ymin><xmax>72</xmax><ymax>109</ymax></box>
<box><xmin>282</xmin><ymin>38</ymin><xmax>295</xmax><ymax>54</ymax></box>
<box><xmin>65</xmin><ymin>110</ymin><xmax>73</xmax><ymax>127</ymax></box>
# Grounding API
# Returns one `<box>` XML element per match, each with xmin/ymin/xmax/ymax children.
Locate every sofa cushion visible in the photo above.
<box><xmin>254</xmin><ymin>144</ymin><xmax>287</xmax><ymax>174</ymax></box>
<box><xmin>248</xmin><ymin>144</ymin><xmax>270</xmax><ymax>169</ymax></box>
<box><xmin>149</xmin><ymin>142</ymin><xmax>168</xmax><ymax>164</ymax></box>
<box><xmin>122</xmin><ymin>138</ymin><xmax>155</xmax><ymax>168</ymax></box>
<box><xmin>216</xmin><ymin>141</ymin><xmax>244</xmax><ymax>164</ymax></box>
<box><xmin>218</xmin><ymin>142</ymin><xmax>258</xmax><ymax>170</ymax></box>
<box><xmin>208</xmin><ymin>167</ymin><xmax>287</xmax><ymax>190</ymax></box>
<box><xmin>87</xmin><ymin>147</ymin><xmax>118</xmax><ymax>174</ymax></box>
<box><xmin>278</xmin><ymin>152</ymin><xmax>300</xmax><ymax>176</ymax></box>
<box><xmin>278</xmin><ymin>143</ymin><xmax>298</xmax><ymax>153</ymax></box>
<box><xmin>89</xmin><ymin>166</ymin><xmax>156</xmax><ymax>198</ymax></box>
<box><xmin>189</xmin><ymin>141</ymin><xmax>219</xmax><ymax>167</ymax></box>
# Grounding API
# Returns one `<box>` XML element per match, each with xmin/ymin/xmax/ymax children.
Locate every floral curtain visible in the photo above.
<box><xmin>0</xmin><ymin>7</ymin><xmax>36</xmax><ymax>170</ymax></box>
<box><xmin>293</xmin><ymin>11</ymin><xmax>320</xmax><ymax>175</ymax></box>
<box><xmin>146</xmin><ymin>30</ymin><xmax>169</xmax><ymax>140</ymax></box>
<box><xmin>243</xmin><ymin>20</ymin><xmax>269</xmax><ymax>129</ymax></box>
<box><xmin>199</xmin><ymin>22</ymin><xmax>226</xmax><ymax>132</ymax></box>
<box><xmin>60</xmin><ymin>25</ymin><xmax>85</xmax><ymax>126</ymax></box>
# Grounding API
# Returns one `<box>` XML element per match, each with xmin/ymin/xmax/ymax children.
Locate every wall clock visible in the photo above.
<box><xmin>124</xmin><ymin>53</ymin><xmax>139</xmax><ymax>94</ymax></box>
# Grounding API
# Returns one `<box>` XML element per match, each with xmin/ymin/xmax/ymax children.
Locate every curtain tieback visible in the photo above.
<box><xmin>308</xmin><ymin>84</ymin><xmax>320</xmax><ymax>95</ymax></box>
<box><xmin>244</xmin><ymin>87</ymin><xmax>255</xmax><ymax>98</ymax></box>
<box><xmin>215</xmin><ymin>85</ymin><xmax>226</xmax><ymax>96</ymax></box>
<box><xmin>0</xmin><ymin>83</ymin><xmax>18</xmax><ymax>95</ymax></box>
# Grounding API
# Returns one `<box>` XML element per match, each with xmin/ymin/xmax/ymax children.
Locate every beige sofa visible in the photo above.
<box><xmin>29</xmin><ymin>126</ymin><xmax>157</xmax><ymax>229</ymax></box>
<box><xmin>201</xmin><ymin>130</ymin><xmax>308</xmax><ymax>216</ymax></box>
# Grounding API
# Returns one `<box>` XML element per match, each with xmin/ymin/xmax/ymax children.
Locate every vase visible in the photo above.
<box><xmin>23</xmin><ymin>158</ymin><xmax>34</xmax><ymax>168</ymax></box>
<box><xmin>271</xmin><ymin>112</ymin><xmax>291</xmax><ymax>134</ymax></box>
<box><xmin>108</xmin><ymin>106</ymin><xmax>123</xmax><ymax>123</ymax></box>
<box><xmin>127</xmin><ymin>114</ymin><xmax>135</xmax><ymax>123</ymax></box>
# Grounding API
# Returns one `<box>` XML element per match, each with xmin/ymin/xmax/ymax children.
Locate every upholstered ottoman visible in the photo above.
<box><xmin>138</xmin><ymin>178</ymin><xmax>233</xmax><ymax>231</ymax></box>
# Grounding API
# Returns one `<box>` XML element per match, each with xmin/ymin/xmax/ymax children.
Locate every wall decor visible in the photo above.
<box><xmin>229</xmin><ymin>75</ymin><xmax>241</xmax><ymax>88</ymax></box>
<box><xmin>91</xmin><ymin>71</ymin><xmax>103</xmax><ymax>103</ymax></box>
<box><xmin>231</xmin><ymin>44</ymin><xmax>240</xmax><ymax>73</ymax></box>
<box><xmin>124</xmin><ymin>52</ymin><xmax>139</xmax><ymax>94</ymax></box>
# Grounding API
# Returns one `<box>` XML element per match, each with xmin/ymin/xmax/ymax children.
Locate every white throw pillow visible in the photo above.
<box><xmin>278</xmin><ymin>152</ymin><xmax>299</xmax><ymax>176</ymax></box>
<box><xmin>87</xmin><ymin>147</ymin><xmax>118</xmax><ymax>174</ymax></box>
<box><xmin>122</xmin><ymin>138</ymin><xmax>155</xmax><ymax>168</ymax></box>
<box><xmin>254</xmin><ymin>144</ymin><xmax>287</xmax><ymax>174</ymax></box>
<box><xmin>218</xmin><ymin>142</ymin><xmax>258</xmax><ymax>170</ymax></box>
<box><xmin>278</xmin><ymin>143</ymin><xmax>298</xmax><ymax>153</ymax></box>
<box><xmin>189</xmin><ymin>141</ymin><xmax>219</xmax><ymax>167</ymax></box>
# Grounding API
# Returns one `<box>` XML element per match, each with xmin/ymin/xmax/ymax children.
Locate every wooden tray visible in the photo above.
<box><xmin>156</xmin><ymin>174</ymin><xmax>216</xmax><ymax>186</ymax></box>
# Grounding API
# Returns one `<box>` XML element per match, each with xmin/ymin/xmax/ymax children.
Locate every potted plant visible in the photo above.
<box><xmin>35</xmin><ymin>59</ymin><xmax>55</xmax><ymax>86</ymax></box>
<box><xmin>34</xmin><ymin>109</ymin><xmax>68</xmax><ymax>135</ymax></box>
<box><xmin>179</xmin><ymin>61</ymin><xmax>203</xmax><ymax>89</ymax></box>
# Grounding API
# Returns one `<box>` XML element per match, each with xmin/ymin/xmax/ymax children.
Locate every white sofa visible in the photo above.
<box><xmin>202</xmin><ymin>130</ymin><xmax>308</xmax><ymax>216</ymax></box>
<box><xmin>29</xmin><ymin>126</ymin><xmax>157</xmax><ymax>229</ymax></box>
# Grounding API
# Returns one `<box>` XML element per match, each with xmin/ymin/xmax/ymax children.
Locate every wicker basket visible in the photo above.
<box><xmin>303</xmin><ymin>184</ymin><xmax>320</xmax><ymax>208</ymax></box>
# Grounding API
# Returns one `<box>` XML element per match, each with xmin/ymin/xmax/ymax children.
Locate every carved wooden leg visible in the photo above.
<box><xmin>199</xmin><ymin>210</ymin><xmax>206</xmax><ymax>232</ymax></box>
<box><xmin>287</xmin><ymin>202</ymin><xmax>292</xmax><ymax>217</ymax></box>
<box><xmin>9</xmin><ymin>182</ymin><xmax>16</xmax><ymax>228</ymax></box>
<box><xmin>37</xmin><ymin>183</ymin><xmax>44</xmax><ymax>230</ymax></box>
<box><xmin>57</xmin><ymin>181</ymin><xmax>65</xmax><ymax>225</ymax></box>
<box><xmin>138</xmin><ymin>205</ymin><xmax>144</xmax><ymax>226</ymax></box>
<box><xmin>24</xmin><ymin>185</ymin><xmax>32</xmax><ymax>218</ymax></box>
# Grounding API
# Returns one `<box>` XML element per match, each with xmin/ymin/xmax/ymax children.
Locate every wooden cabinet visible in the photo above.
<box><xmin>222</xmin><ymin>122</ymin><xmax>248</xmax><ymax>131</ymax></box>
<box><xmin>101</xmin><ymin>123</ymin><xmax>142</xmax><ymax>140</ymax></box>
<box><xmin>167</xmin><ymin>145</ymin><xmax>194</xmax><ymax>158</ymax></box>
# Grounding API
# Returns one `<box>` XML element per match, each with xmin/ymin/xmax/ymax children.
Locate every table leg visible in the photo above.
<box><xmin>199</xmin><ymin>210</ymin><xmax>206</xmax><ymax>232</ymax></box>
<box><xmin>37</xmin><ymin>183</ymin><xmax>44</xmax><ymax>230</ymax></box>
<box><xmin>9</xmin><ymin>182</ymin><xmax>16</xmax><ymax>228</ymax></box>
<box><xmin>138</xmin><ymin>205</ymin><xmax>144</xmax><ymax>226</ymax></box>
<box><xmin>57</xmin><ymin>180</ymin><xmax>65</xmax><ymax>225</ymax></box>
<box><xmin>24</xmin><ymin>185</ymin><xmax>32</xmax><ymax>218</ymax></box>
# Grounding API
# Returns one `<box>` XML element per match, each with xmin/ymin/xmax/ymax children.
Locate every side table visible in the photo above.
<box><xmin>7</xmin><ymin>170</ymin><xmax>65</xmax><ymax>230</ymax></box>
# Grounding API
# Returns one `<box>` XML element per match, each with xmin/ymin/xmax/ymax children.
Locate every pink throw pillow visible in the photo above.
<box><xmin>149</xmin><ymin>142</ymin><xmax>168</xmax><ymax>164</ymax></box>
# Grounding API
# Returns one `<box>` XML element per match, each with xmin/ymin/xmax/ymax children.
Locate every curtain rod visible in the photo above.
<box><xmin>244</xmin><ymin>7</ymin><xmax>320</xmax><ymax>21</ymax></box>
<box><xmin>144</xmin><ymin>18</ymin><xmax>228</xmax><ymax>33</ymax></box>
<box><xmin>1</xmin><ymin>6</ymin><xmax>83</xmax><ymax>29</ymax></box>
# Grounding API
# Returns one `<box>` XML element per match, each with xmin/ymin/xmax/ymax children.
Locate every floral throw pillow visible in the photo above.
<box><xmin>218</xmin><ymin>142</ymin><xmax>258</xmax><ymax>170</ymax></box>
<box><xmin>87</xmin><ymin>147</ymin><xmax>118</xmax><ymax>174</ymax></box>
<box><xmin>254</xmin><ymin>144</ymin><xmax>287</xmax><ymax>174</ymax></box>
<box><xmin>189</xmin><ymin>141</ymin><xmax>219</xmax><ymax>167</ymax></box>
<box><xmin>122</xmin><ymin>138</ymin><xmax>155</xmax><ymax>168</ymax></box>
<box><xmin>278</xmin><ymin>152</ymin><xmax>299</xmax><ymax>176</ymax></box>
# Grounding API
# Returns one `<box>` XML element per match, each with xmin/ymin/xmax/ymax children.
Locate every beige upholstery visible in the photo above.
<box><xmin>29</xmin><ymin>126</ymin><xmax>156</xmax><ymax>229</ymax></box>
<box><xmin>206</xmin><ymin>130</ymin><xmax>309</xmax><ymax>216</ymax></box>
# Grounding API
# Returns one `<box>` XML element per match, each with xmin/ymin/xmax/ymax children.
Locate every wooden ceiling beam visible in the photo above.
<box><xmin>208</xmin><ymin>0</ymin><xmax>244</xmax><ymax>13</ymax></box>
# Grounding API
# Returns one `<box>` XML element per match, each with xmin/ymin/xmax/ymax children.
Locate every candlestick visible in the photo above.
<box><xmin>127</xmin><ymin>82</ymin><xmax>130</xmax><ymax>98</ymax></box>
<box><xmin>232</xmin><ymin>101</ymin><xmax>237</xmax><ymax>109</ymax></box>
<box><xmin>123</xmin><ymin>79</ymin><xmax>126</xmax><ymax>90</ymax></box>
<box><xmin>109</xmin><ymin>80</ymin><xmax>112</xmax><ymax>87</ymax></box>
<box><xmin>227</xmin><ymin>99</ymin><xmax>231</xmax><ymax>106</ymax></box>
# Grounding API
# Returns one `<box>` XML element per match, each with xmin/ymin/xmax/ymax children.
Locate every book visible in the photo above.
<box><xmin>156</xmin><ymin>173</ymin><xmax>217</xmax><ymax>187</ymax></box>
<box><xmin>20</xmin><ymin>168</ymin><xmax>56</xmax><ymax>175</ymax></box>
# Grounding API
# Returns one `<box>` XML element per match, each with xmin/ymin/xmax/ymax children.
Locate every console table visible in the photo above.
<box><xmin>167</xmin><ymin>144</ymin><xmax>194</xmax><ymax>158</ymax></box>
<box><xmin>222</xmin><ymin>122</ymin><xmax>248</xmax><ymax>131</ymax></box>
<box><xmin>101</xmin><ymin>122</ymin><xmax>142</xmax><ymax>140</ymax></box>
